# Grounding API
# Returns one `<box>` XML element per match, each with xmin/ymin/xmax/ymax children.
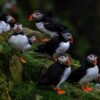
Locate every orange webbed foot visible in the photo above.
<box><xmin>81</xmin><ymin>86</ymin><xmax>93</xmax><ymax>92</ymax></box>
<box><xmin>85</xmin><ymin>87</ymin><xmax>93</xmax><ymax>91</ymax></box>
<box><xmin>20</xmin><ymin>57</ymin><xmax>26</xmax><ymax>64</ymax></box>
<box><xmin>53</xmin><ymin>87</ymin><xmax>65</xmax><ymax>94</ymax></box>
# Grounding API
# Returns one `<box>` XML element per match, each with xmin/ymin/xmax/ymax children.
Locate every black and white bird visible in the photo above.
<box><xmin>67</xmin><ymin>54</ymin><xmax>99</xmax><ymax>92</ymax></box>
<box><xmin>8</xmin><ymin>23</ymin><xmax>37</xmax><ymax>63</ymax></box>
<box><xmin>28</xmin><ymin>10</ymin><xmax>68</xmax><ymax>37</ymax></box>
<box><xmin>0</xmin><ymin>14</ymin><xmax>16</xmax><ymax>34</ymax></box>
<box><xmin>38</xmin><ymin>55</ymin><xmax>71</xmax><ymax>94</ymax></box>
<box><xmin>36</xmin><ymin>32</ymin><xmax>73</xmax><ymax>58</ymax></box>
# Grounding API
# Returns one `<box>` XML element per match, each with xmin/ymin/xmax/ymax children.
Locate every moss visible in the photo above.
<box><xmin>9</xmin><ymin>55</ymin><xmax>23</xmax><ymax>85</ymax></box>
<box><xmin>22</xmin><ymin>53</ymin><xmax>52</xmax><ymax>81</ymax></box>
<box><xmin>0</xmin><ymin>69</ymin><xmax>8</xmax><ymax>100</ymax></box>
<box><xmin>0</xmin><ymin>28</ymin><xmax>100</xmax><ymax>100</ymax></box>
<box><xmin>11</xmin><ymin>81</ymin><xmax>36</xmax><ymax>100</ymax></box>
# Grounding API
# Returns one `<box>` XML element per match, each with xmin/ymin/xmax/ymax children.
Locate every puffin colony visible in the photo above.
<box><xmin>0</xmin><ymin>10</ymin><xmax>100</xmax><ymax>95</ymax></box>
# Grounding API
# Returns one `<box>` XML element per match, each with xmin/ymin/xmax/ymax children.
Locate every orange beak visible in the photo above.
<box><xmin>92</xmin><ymin>60</ymin><xmax>97</xmax><ymax>65</ymax></box>
<box><xmin>70</xmin><ymin>37</ymin><xmax>74</xmax><ymax>43</ymax></box>
<box><xmin>15</xmin><ymin>27</ymin><xmax>20</xmax><ymax>32</ymax></box>
<box><xmin>11</xmin><ymin>18</ymin><xmax>16</xmax><ymax>23</ymax></box>
<box><xmin>28</xmin><ymin>15</ymin><xmax>33</xmax><ymax>21</ymax></box>
<box><xmin>34</xmin><ymin>38</ymin><xmax>38</xmax><ymax>43</ymax></box>
<box><xmin>66</xmin><ymin>58</ymin><xmax>71</xmax><ymax>65</ymax></box>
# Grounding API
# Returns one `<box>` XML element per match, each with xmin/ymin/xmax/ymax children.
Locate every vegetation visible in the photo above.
<box><xmin>0</xmin><ymin>28</ymin><xmax>99</xmax><ymax>100</ymax></box>
<box><xmin>0</xmin><ymin>0</ymin><xmax>100</xmax><ymax>100</ymax></box>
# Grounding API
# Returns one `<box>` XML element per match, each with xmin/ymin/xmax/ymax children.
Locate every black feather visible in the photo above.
<box><xmin>37</xmin><ymin>62</ymin><xmax>69</xmax><ymax>86</ymax></box>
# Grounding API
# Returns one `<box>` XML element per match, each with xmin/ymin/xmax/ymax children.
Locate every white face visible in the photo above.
<box><xmin>31</xmin><ymin>11</ymin><xmax>44</xmax><ymax>21</ymax></box>
<box><xmin>13</xmin><ymin>24</ymin><xmax>23</xmax><ymax>32</ymax></box>
<box><xmin>62</xmin><ymin>32</ymin><xmax>73</xmax><ymax>43</ymax></box>
<box><xmin>58</xmin><ymin>55</ymin><xmax>68</xmax><ymax>64</ymax></box>
<box><xmin>6</xmin><ymin>15</ymin><xmax>15</xmax><ymax>23</ymax></box>
<box><xmin>87</xmin><ymin>54</ymin><xmax>98</xmax><ymax>65</ymax></box>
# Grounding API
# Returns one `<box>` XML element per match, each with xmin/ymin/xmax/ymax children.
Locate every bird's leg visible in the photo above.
<box><xmin>81</xmin><ymin>83</ymin><xmax>93</xmax><ymax>92</ymax></box>
<box><xmin>19</xmin><ymin>57</ymin><xmax>26</xmax><ymax>64</ymax></box>
<box><xmin>19</xmin><ymin>51</ymin><xmax>26</xmax><ymax>64</ymax></box>
<box><xmin>52</xmin><ymin>85</ymin><xmax>65</xmax><ymax>94</ymax></box>
<box><xmin>53</xmin><ymin>87</ymin><xmax>65</xmax><ymax>94</ymax></box>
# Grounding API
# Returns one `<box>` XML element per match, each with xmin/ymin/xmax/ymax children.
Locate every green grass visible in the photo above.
<box><xmin>0</xmin><ymin>28</ymin><xmax>100</xmax><ymax>100</ymax></box>
<box><xmin>11</xmin><ymin>81</ymin><xmax>100</xmax><ymax>100</ymax></box>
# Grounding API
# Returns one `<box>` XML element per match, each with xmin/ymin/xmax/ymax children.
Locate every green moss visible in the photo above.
<box><xmin>9</xmin><ymin>55</ymin><xmax>23</xmax><ymax>84</ymax></box>
<box><xmin>0</xmin><ymin>69</ymin><xmax>8</xmax><ymax>100</ymax></box>
<box><xmin>0</xmin><ymin>28</ymin><xmax>100</xmax><ymax>100</ymax></box>
<box><xmin>22</xmin><ymin>53</ymin><xmax>50</xmax><ymax>81</ymax></box>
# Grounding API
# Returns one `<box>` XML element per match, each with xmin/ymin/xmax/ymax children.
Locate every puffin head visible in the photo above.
<box><xmin>57</xmin><ymin>55</ymin><xmax>71</xmax><ymax>65</ymax></box>
<box><xmin>6</xmin><ymin>15</ymin><xmax>16</xmax><ymax>23</ymax></box>
<box><xmin>13</xmin><ymin>23</ymin><xmax>23</xmax><ymax>33</ymax></box>
<box><xmin>62</xmin><ymin>32</ymin><xmax>73</xmax><ymax>43</ymax></box>
<box><xmin>28</xmin><ymin>10</ymin><xmax>44</xmax><ymax>21</ymax></box>
<box><xmin>87</xmin><ymin>54</ymin><xmax>98</xmax><ymax>65</ymax></box>
<box><xmin>27</xmin><ymin>34</ymin><xmax>38</xmax><ymax>43</ymax></box>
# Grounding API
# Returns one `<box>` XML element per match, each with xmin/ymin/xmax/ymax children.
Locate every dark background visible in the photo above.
<box><xmin>0</xmin><ymin>0</ymin><xmax>100</xmax><ymax>62</ymax></box>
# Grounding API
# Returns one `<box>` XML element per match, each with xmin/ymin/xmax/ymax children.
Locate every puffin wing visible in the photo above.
<box><xmin>44</xmin><ymin>21</ymin><xmax>67</xmax><ymax>32</ymax></box>
<box><xmin>67</xmin><ymin>65</ymin><xmax>87</xmax><ymax>82</ymax></box>
<box><xmin>38</xmin><ymin>63</ymin><xmax>64</xmax><ymax>86</ymax></box>
<box><xmin>44</xmin><ymin>36</ymin><xmax>61</xmax><ymax>55</ymax></box>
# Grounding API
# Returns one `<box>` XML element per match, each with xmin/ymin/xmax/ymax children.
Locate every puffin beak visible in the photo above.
<box><xmin>34</xmin><ymin>38</ymin><xmax>38</xmax><ymax>43</ymax></box>
<box><xmin>92</xmin><ymin>60</ymin><xmax>97</xmax><ymax>65</ymax></box>
<box><xmin>16</xmin><ymin>27</ymin><xmax>20</xmax><ymax>32</ymax></box>
<box><xmin>28</xmin><ymin>15</ymin><xmax>33</xmax><ymax>21</ymax></box>
<box><xmin>70</xmin><ymin>37</ymin><xmax>74</xmax><ymax>43</ymax></box>
<box><xmin>11</xmin><ymin>18</ymin><xmax>16</xmax><ymax>23</ymax></box>
<box><xmin>66</xmin><ymin>58</ymin><xmax>71</xmax><ymax>65</ymax></box>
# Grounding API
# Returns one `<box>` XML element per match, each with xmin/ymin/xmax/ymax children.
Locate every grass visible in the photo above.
<box><xmin>0</xmin><ymin>28</ymin><xmax>100</xmax><ymax>100</ymax></box>
<box><xmin>11</xmin><ymin>81</ymin><xmax>100</xmax><ymax>100</ymax></box>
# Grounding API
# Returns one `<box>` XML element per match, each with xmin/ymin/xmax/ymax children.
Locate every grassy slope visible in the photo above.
<box><xmin>0</xmin><ymin>28</ymin><xmax>100</xmax><ymax>100</ymax></box>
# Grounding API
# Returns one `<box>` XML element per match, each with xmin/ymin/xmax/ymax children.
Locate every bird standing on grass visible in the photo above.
<box><xmin>36</xmin><ymin>32</ymin><xmax>73</xmax><ymax>60</ymax></box>
<box><xmin>38</xmin><ymin>55</ymin><xmax>71</xmax><ymax>94</ymax></box>
<box><xmin>0</xmin><ymin>14</ymin><xmax>16</xmax><ymax>34</ymax></box>
<box><xmin>28</xmin><ymin>10</ymin><xmax>69</xmax><ymax>42</ymax></box>
<box><xmin>67</xmin><ymin>54</ymin><xmax>99</xmax><ymax>92</ymax></box>
<box><xmin>8</xmin><ymin>23</ymin><xmax>37</xmax><ymax>63</ymax></box>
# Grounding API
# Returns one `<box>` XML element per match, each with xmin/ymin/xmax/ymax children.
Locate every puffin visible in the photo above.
<box><xmin>28</xmin><ymin>10</ymin><xmax>68</xmax><ymax>40</ymax></box>
<box><xmin>8</xmin><ymin>23</ymin><xmax>37</xmax><ymax>63</ymax></box>
<box><xmin>36</xmin><ymin>32</ymin><xmax>73</xmax><ymax>59</ymax></box>
<box><xmin>0</xmin><ymin>14</ymin><xmax>16</xmax><ymax>34</ymax></box>
<box><xmin>0</xmin><ymin>14</ymin><xmax>16</xmax><ymax>24</ymax></box>
<box><xmin>67</xmin><ymin>54</ymin><xmax>99</xmax><ymax>92</ymax></box>
<box><xmin>37</xmin><ymin>55</ymin><xmax>71</xmax><ymax>94</ymax></box>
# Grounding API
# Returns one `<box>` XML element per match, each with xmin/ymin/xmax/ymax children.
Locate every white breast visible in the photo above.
<box><xmin>0</xmin><ymin>21</ymin><xmax>10</xmax><ymax>34</ymax></box>
<box><xmin>56</xmin><ymin>41</ymin><xmax>70</xmax><ymax>55</ymax></box>
<box><xmin>79</xmin><ymin>65</ymin><xmax>99</xmax><ymax>85</ymax></box>
<box><xmin>36</xmin><ymin>22</ymin><xmax>58</xmax><ymax>37</ymax></box>
<box><xmin>3</xmin><ymin>23</ymin><xmax>10</xmax><ymax>32</ymax></box>
<box><xmin>56</xmin><ymin>67</ymin><xmax>71</xmax><ymax>88</ymax></box>
<box><xmin>8</xmin><ymin>34</ymin><xmax>31</xmax><ymax>51</ymax></box>
<box><xmin>0</xmin><ymin>21</ymin><xmax>6</xmax><ymax>33</ymax></box>
<box><xmin>61</xmin><ymin>67</ymin><xmax>71</xmax><ymax>80</ymax></box>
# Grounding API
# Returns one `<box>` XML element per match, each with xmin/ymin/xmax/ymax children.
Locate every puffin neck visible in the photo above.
<box><xmin>35</xmin><ymin>15</ymin><xmax>47</xmax><ymax>23</ymax></box>
<box><xmin>57</xmin><ymin>61</ymin><xmax>69</xmax><ymax>67</ymax></box>
<box><xmin>58</xmin><ymin>34</ymin><xmax>68</xmax><ymax>42</ymax></box>
<box><xmin>13</xmin><ymin>31</ymin><xmax>24</xmax><ymax>35</ymax></box>
<box><xmin>85</xmin><ymin>61</ymin><xmax>95</xmax><ymax>68</ymax></box>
